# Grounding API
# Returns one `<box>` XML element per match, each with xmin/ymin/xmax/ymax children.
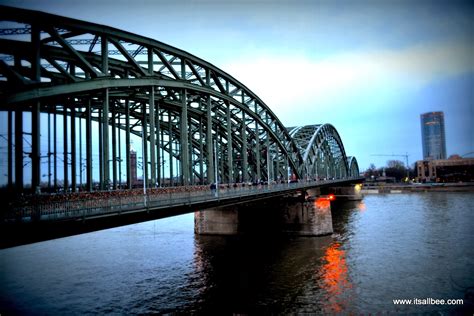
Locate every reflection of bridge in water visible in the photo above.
<box><xmin>0</xmin><ymin>6</ymin><xmax>362</xmax><ymax>246</ymax></box>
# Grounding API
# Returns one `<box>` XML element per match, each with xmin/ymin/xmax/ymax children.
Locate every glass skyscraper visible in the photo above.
<box><xmin>420</xmin><ymin>111</ymin><xmax>446</xmax><ymax>160</ymax></box>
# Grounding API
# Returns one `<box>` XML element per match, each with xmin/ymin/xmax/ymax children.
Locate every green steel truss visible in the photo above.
<box><xmin>0</xmin><ymin>6</ymin><xmax>358</xmax><ymax>192</ymax></box>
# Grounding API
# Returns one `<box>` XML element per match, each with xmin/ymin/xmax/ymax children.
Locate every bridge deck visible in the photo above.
<box><xmin>1</xmin><ymin>178</ymin><xmax>363</xmax><ymax>248</ymax></box>
<box><xmin>5</xmin><ymin>178</ymin><xmax>363</xmax><ymax>223</ymax></box>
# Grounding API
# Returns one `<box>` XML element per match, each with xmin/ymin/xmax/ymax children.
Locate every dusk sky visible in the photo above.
<box><xmin>2</xmin><ymin>0</ymin><xmax>473</xmax><ymax>170</ymax></box>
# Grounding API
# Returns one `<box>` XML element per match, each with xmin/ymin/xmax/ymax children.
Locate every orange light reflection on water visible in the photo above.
<box><xmin>315</xmin><ymin>198</ymin><xmax>330</xmax><ymax>209</ymax></box>
<box><xmin>357</xmin><ymin>201</ymin><xmax>367</xmax><ymax>213</ymax></box>
<box><xmin>320</xmin><ymin>242</ymin><xmax>352</xmax><ymax>314</ymax></box>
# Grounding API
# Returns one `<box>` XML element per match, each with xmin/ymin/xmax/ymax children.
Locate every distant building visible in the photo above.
<box><xmin>416</xmin><ymin>155</ymin><xmax>474</xmax><ymax>183</ymax></box>
<box><xmin>420</xmin><ymin>111</ymin><xmax>446</xmax><ymax>160</ymax></box>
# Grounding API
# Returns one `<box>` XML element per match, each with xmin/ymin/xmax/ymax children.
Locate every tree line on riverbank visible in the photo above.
<box><xmin>364</xmin><ymin>160</ymin><xmax>416</xmax><ymax>182</ymax></box>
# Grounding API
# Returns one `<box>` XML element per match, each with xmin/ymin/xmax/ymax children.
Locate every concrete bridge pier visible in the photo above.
<box><xmin>280</xmin><ymin>196</ymin><xmax>333</xmax><ymax>236</ymax></box>
<box><xmin>194</xmin><ymin>206</ymin><xmax>240</xmax><ymax>235</ymax></box>
<box><xmin>194</xmin><ymin>194</ymin><xmax>333</xmax><ymax>237</ymax></box>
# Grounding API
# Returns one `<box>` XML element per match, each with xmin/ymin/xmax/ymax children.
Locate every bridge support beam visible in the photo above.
<box><xmin>86</xmin><ymin>99</ymin><xmax>93</xmax><ymax>191</ymax></box>
<box><xmin>180</xmin><ymin>89</ymin><xmax>189</xmax><ymax>185</ymax></box>
<box><xmin>7</xmin><ymin>110</ymin><xmax>13</xmax><ymax>190</ymax></box>
<box><xmin>194</xmin><ymin>194</ymin><xmax>333</xmax><ymax>236</ymax></box>
<box><xmin>31</xmin><ymin>101</ymin><xmax>41</xmax><ymax>193</ymax></box>
<box><xmin>320</xmin><ymin>184</ymin><xmax>362</xmax><ymax>201</ymax></box>
<box><xmin>14</xmin><ymin>109</ymin><xmax>23</xmax><ymax>190</ymax></box>
<box><xmin>63</xmin><ymin>106</ymin><xmax>68</xmax><ymax>192</ymax></box>
<box><xmin>206</xmin><ymin>97</ymin><xmax>214</xmax><ymax>184</ymax></box>
<box><xmin>241</xmin><ymin>111</ymin><xmax>248</xmax><ymax>183</ymax></box>
<box><xmin>226</xmin><ymin>103</ymin><xmax>233</xmax><ymax>183</ymax></box>
<box><xmin>255</xmin><ymin>122</ymin><xmax>261</xmax><ymax>182</ymax></box>
<box><xmin>71</xmin><ymin>106</ymin><xmax>76</xmax><ymax>192</ymax></box>
<box><xmin>149</xmin><ymin>88</ymin><xmax>156</xmax><ymax>187</ymax></box>
<box><xmin>142</xmin><ymin>103</ymin><xmax>148</xmax><ymax>188</ymax></box>
<box><xmin>102</xmin><ymin>89</ymin><xmax>109</xmax><ymax>190</ymax></box>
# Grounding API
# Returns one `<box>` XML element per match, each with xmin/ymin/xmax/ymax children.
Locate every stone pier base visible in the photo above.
<box><xmin>194</xmin><ymin>206</ymin><xmax>239</xmax><ymax>235</ymax></box>
<box><xmin>194</xmin><ymin>195</ymin><xmax>333</xmax><ymax>236</ymax></box>
<box><xmin>281</xmin><ymin>197</ymin><xmax>333</xmax><ymax>236</ymax></box>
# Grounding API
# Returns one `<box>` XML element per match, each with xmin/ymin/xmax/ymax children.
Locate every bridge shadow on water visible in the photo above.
<box><xmin>178</xmin><ymin>200</ymin><xmax>362</xmax><ymax>314</ymax></box>
<box><xmin>191</xmin><ymin>234</ymin><xmax>333</xmax><ymax>314</ymax></box>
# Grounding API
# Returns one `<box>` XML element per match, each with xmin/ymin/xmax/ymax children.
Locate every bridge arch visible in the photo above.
<box><xmin>347</xmin><ymin>156</ymin><xmax>360</xmax><ymax>177</ymax></box>
<box><xmin>0</xmin><ymin>6</ymin><xmax>358</xmax><ymax>193</ymax></box>
<box><xmin>288</xmin><ymin>124</ymin><xmax>350</xmax><ymax>180</ymax></box>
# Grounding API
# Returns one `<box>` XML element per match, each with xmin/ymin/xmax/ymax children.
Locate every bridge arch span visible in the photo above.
<box><xmin>0</xmin><ymin>6</ymin><xmax>358</xmax><ymax>193</ymax></box>
<box><xmin>288</xmin><ymin>124</ymin><xmax>350</xmax><ymax>180</ymax></box>
<box><xmin>347</xmin><ymin>156</ymin><xmax>360</xmax><ymax>177</ymax></box>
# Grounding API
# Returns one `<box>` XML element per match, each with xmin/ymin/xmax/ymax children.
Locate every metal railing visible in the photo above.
<box><xmin>3</xmin><ymin>179</ymin><xmax>356</xmax><ymax>223</ymax></box>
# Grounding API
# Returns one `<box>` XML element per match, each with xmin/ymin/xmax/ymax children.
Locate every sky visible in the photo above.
<box><xmin>1</xmin><ymin>0</ymin><xmax>473</xmax><ymax>171</ymax></box>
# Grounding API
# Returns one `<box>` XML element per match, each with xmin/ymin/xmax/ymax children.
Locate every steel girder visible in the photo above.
<box><xmin>288</xmin><ymin>124</ymin><xmax>350</xmax><ymax>180</ymax></box>
<box><xmin>0</xmin><ymin>6</ymin><xmax>359</xmax><ymax>192</ymax></box>
<box><xmin>0</xmin><ymin>6</ymin><xmax>304</xmax><ymax>191</ymax></box>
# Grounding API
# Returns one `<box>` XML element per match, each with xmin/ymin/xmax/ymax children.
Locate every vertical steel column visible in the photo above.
<box><xmin>98</xmin><ymin>109</ymin><xmax>103</xmax><ymax>188</ymax></box>
<box><xmin>241</xmin><ymin>110</ymin><xmax>248</xmax><ymax>183</ymax></box>
<box><xmin>315</xmin><ymin>156</ymin><xmax>319</xmax><ymax>179</ymax></box>
<box><xmin>142</xmin><ymin>102</ymin><xmax>148</xmax><ymax>188</ymax></box>
<box><xmin>47</xmin><ymin>113</ymin><xmax>51</xmax><ymax>190</ymax></box>
<box><xmin>215</xmin><ymin>126</ymin><xmax>220</xmax><ymax>184</ymax></box>
<box><xmin>267</xmin><ymin>136</ymin><xmax>273</xmax><ymax>181</ymax></box>
<box><xmin>180</xmin><ymin>89</ymin><xmax>189</xmax><ymax>185</ymax></box>
<box><xmin>276</xmin><ymin>157</ymin><xmax>280</xmax><ymax>182</ymax></box>
<box><xmin>7</xmin><ymin>110</ymin><xmax>13</xmax><ymax>189</ymax></box>
<box><xmin>79</xmin><ymin>112</ymin><xmax>82</xmax><ymax>189</ymax></box>
<box><xmin>255</xmin><ymin>123</ymin><xmax>261</xmax><ymax>181</ymax></box>
<box><xmin>149</xmin><ymin>48</ymin><xmax>159</xmax><ymax>187</ymax></box>
<box><xmin>101</xmin><ymin>36</ymin><xmax>109</xmax><ymax>190</ymax></box>
<box><xmin>14</xmin><ymin>110</ymin><xmax>23</xmax><ymax>190</ymax></box>
<box><xmin>206</xmin><ymin>94</ymin><xmax>214</xmax><ymax>184</ymax></box>
<box><xmin>226</xmin><ymin>103</ymin><xmax>233</xmax><ymax>183</ymax></box>
<box><xmin>149</xmin><ymin>88</ymin><xmax>156</xmax><ymax>187</ymax></box>
<box><xmin>118</xmin><ymin>114</ymin><xmax>122</xmax><ymax>189</ymax></box>
<box><xmin>219</xmin><ymin>131</ymin><xmax>224</xmax><ymax>182</ymax></box>
<box><xmin>71</xmin><ymin>106</ymin><xmax>76</xmax><ymax>192</ymax></box>
<box><xmin>169</xmin><ymin>113</ymin><xmax>173</xmax><ymax>186</ymax></box>
<box><xmin>111</xmin><ymin>106</ymin><xmax>117</xmax><ymax>189</ymax></box>
<box><xmin>31</xmin><ymin>25</ymin><xmax>41</xmax><ymax>193</ymax></box>
<box><xmin>53</xmin><ymin>108</ymin><xmax>57</xmax><ymax>190</ymax></box>
<box><xmin>103</xmin><ymin>89</ymin><xmax>109</xmax><ymax>189</ymax></box>
<box><xmin>31</xmin><ymin>101</ymin><xmax>41</xmax><ymax>192</ymax></box>
<box><xmin>315</xmin><ymin>151</ymin><xmax>319</xmax><ymax>180</ymax></box>
<box><xmin>161</xmin><ymin>126</ymin><xmax>165</xmax><ymax>186</ymax></box>
<box><xmin>86</xmin><ymin>99</ymin><xmax>92</xmax><ymax>191</ymax></box>
<box><xmin>125</xmin><ymin>99</ymin><xmax>131</xmax><ymax>189</ymax></box>
<box><xmin>70</xmin><ymin>67</ymin><xmax>76</xmax><ymax>191</ymax></box>
<box><xmin>188</xmin><ymin>118</ymin><xmax>193</xmax><ymax>185</ymax></box>
<box><xmin>156</xmin><ymin>102</ymin><xmax>161</xmax><ymax>187</ymax></box>
<box><xmin>63</xmin><ymin>106</ymin><xmax>68</xmax><ymax>191</ymax></box>
<box><xmin>199</xmin><ymin>117</ymin><xmax>204</xmax><ymax>184</ymax></box>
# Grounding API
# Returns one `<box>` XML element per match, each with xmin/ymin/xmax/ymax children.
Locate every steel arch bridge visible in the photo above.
<box><xmin>0</xmin><ymin>6</ymin><xmax>359</xmax><ymax>193</ymax></box>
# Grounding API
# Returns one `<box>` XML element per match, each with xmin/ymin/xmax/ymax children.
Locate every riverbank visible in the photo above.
<box><xmin>361</xmin><ymin>182</ymin><xmax>474</xmax><ymax>194</ymax></box>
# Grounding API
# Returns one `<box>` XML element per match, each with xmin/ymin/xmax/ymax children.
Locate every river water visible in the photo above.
<box><xmin>1</xmin><ymin>192</ymin><xmax>473</xmax><ymax>314</ymax></box>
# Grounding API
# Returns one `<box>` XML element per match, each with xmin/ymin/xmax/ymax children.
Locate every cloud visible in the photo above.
<box><xmin>222</xmin><ymin>39</ymin><xmax>473</xmax><ymax>118</ymax></box>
